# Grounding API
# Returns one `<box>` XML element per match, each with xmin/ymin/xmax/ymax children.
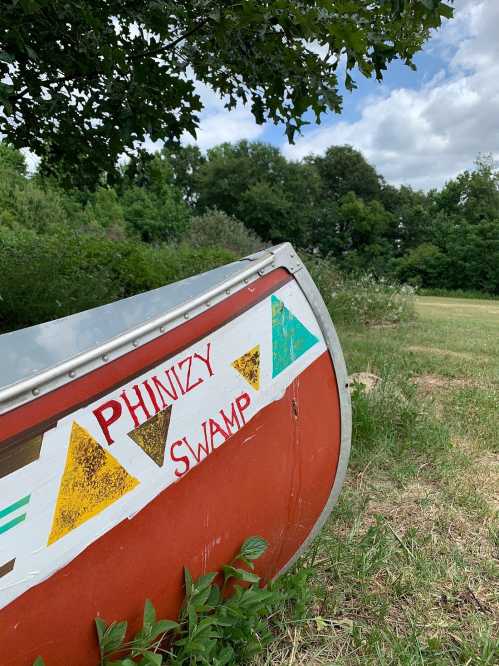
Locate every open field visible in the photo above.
<box><xmin>256</xmin><ymin>296</ymin><xmax>499</xmax><ymax>665</ymax></box>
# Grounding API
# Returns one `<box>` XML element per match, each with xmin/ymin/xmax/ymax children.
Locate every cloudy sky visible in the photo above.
<box><xmin>186</xmin><ymin>0</ymin><xmax>499</xmax><ymax>191</ymax></box>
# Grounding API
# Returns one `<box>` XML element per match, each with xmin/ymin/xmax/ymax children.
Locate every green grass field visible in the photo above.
<box><xmin>257</xmin><ymin>296</ymin><xmax>499</xmax><ymax>665</ymax></box>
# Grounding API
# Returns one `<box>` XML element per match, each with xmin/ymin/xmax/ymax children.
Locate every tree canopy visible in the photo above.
<box><xmin>1</xmin><ymin>0</ymin><xmax>453</xmax><ymax>187</ymax></box>
<box><xmin>1</xmin><ymin>138</ymin><xmax>498</xmax><ymax>298</ymax></box>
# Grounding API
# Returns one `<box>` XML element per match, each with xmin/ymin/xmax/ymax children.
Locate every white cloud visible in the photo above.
<box><xmin>282</xmin><ymin>0</ymin><xmax>499</xmax><ymax>190</ymax></box>
<box><xmin>182</xmin><ymin>80</ymin><xmax>265</xmax><ymax>151</ymax></box>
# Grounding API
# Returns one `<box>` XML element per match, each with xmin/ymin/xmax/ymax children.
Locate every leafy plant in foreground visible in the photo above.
<box><xmin>34</xmin><ymin>536</ymin><xmax>276</xmax><ymax>666</ymax></box>
<box><xmin>103</xmin><ymin>535</ymin><xmax>273</xmax><ymax>665</ymax></box>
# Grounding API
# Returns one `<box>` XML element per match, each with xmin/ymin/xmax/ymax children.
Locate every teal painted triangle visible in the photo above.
<box><xmin>271</xmin><ymin>295</ymin><xmax>319</xmax><ymax>377</ymax></box>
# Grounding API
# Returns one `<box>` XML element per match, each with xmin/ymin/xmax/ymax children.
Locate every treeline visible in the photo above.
<box><xmin>161</xmin><ymin>141</ymin><xmax>498</xmax><ymax>294</ymax></box>
<box><xmin>0</xmin><ymin>139</ymin><xmax>498</xmax><ymax>331</ymax></box>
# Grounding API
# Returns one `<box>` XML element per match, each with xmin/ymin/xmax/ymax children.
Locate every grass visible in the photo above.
<box><xmin>254</xmin><ymin>296</ymin><xmax>499</xmax><ymax>665</ymax></box>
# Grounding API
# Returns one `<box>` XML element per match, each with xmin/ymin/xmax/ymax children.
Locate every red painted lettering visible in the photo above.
<box><xmin>194</xmin><ymin>342</ymin><xmax>214</xmax><ymax>377</ymax></box>
<box><xmin>142</xmin><ymin>379</ymin><xmax>160</xmax><ymax>415</ymax></box>
<box><xmin>171</xmin><ymin>440</ymin><xmax>190</xmax><ymax>478</ymax></box>
<box><xmin>178</xmin><ymin>355</ymin><xmax>203</xmax><ymax>393</ymax></box>
<box><xmin>220</xmin><ymin>403</ymin><xmax>240</xmax><ymax>436</ymax></box>
<box><xmin>120</xmin><ymin>385</ymin><xmax>151</xmax><ymax>428</ymax></box>
<box><xmin>184</xmin><ymin>424</ymin><xmax>210</xmax><ymax>463</ymax></box>
<box><xmin>170</xmin><ymin>366</ymin><xmax>186</xmax><ymax>396</ymax></box>
<box><xmin>208</xmin><ymin>417</ymin><xmax>229</xmax><ymax>450</ymax></box>
<box><xmin>235</xmin><ymin>392</ymin><xmax>251</xmax><ymax>425</ymax></box>
<box><xmin>152</xmin><ymin>373</ymin><xmax>178</xmax><ymax>407</ymax></box>
<box><xmin>93</xmin><ymin>399</ymin><xmax>122</xmax><ymax>445</ymax></box>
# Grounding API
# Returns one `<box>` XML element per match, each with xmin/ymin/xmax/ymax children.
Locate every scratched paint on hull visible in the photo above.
<box><xmin>0</xmin><ymin>434</ymin><xmax>43</xmax><ymax>480</ymax></box>
<box><xmin>232</xmin><ymin>345</ymin><xmax>260</xmax><ymax>390</ymax></box>
<box><xmin>0</xmin><ymin>559</ymin><xmax>15</xmax><ymax>579</ymax></box>
<box><xmin>271</xmin><ymin>295</ymin><xmax>319</xmax><ymax>377</ymax></box>
<box><xmin>48</xmin><ymin>422</ymin><xmax>139</xmax><ymax>545</ymax></box>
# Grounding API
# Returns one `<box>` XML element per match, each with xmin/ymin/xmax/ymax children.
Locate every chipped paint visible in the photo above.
<box><xmin>0</xmin><ymin>434</ymin><xmax>43</xmax><ymax>480</ymax></box>
<box><xmin>271</xmin><ymin>295</ymin><xmax>319</xmax><ymax>377</ymax></box>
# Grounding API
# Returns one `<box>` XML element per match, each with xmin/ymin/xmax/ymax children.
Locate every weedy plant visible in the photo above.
<box><xmin>33</xmin><ymin>536</ymin><xmax>280</xmax><ymax>666</ymax></box>
<box><xmin>304</xmin><ymin>255</ymin><xmax>416</xmax><ymax>327</ymax></box>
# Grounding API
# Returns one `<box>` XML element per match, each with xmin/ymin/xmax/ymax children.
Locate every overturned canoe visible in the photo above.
<box><xmin>0</xmin><ymin>242</ymin><xmax>350</xmax><ymax>666</ymax></box>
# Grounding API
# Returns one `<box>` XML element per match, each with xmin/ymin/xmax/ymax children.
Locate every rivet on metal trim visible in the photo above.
<box><xmin>184</xmin><ymin>313</ymin><xmax>190</xmax><ymax>319</ymax></box>
<box><xmin>32</xmin><ymin>388</ymin><xmax>40</xmax><ymax>396</ymax></box>
<box><xmin>69</xmin><ymin>371</ymin><xmax>76</xmax><ymax>378</ymax></box>
<box><xmin>205</xmin><ymin>301</ymin><xmax>211</xmax><ymax>307</ymax></box>
<box><xmin>102</xmin><ymin>354</ymin><xmax>109</xmax><ymax>362</ymax></box>
<box><xmin>243</xmin><ymin>278</ymin><xmax>249</xmax><ymax>284</ymax></box>
<box><xmin>159</xmin><ymin>326</ymin><xmax>165</xmax><ymax>333</ymax></box>
<box><xmin>133</xmin><ymin>340</ymin><xmax>138</xmax><ymax>347</ymax></box>
<box><xmin>258</xmin><ymin>269</ymin><xmax>264</xmax><ymax>276</ymax></box>
<box><xmin>226</xmin><ymin>289</ymin><xmax>231</xmax><ymax>295</ymax></box>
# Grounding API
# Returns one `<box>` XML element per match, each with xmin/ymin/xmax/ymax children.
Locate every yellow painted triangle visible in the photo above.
<box><xmin>232</xmin><ymin>344</ymin><xmax>260</xmax><ymax>390</ymax></box>
<box><xmin>48</xmin><ymin>421</ymin><xmax>139</xmax><ymax>545</ymax></box>
<box><xmin>128</xmin><ymin>406</ymin><xmax>172</xmax><ymax>467</ymax></box>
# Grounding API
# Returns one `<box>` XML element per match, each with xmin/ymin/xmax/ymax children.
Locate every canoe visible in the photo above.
<box><xmin>0</xmin><ymin>242</ymin><xmax>350</xmax><ymax>665</ymax></box>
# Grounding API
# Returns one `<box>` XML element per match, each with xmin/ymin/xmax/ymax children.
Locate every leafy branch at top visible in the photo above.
<box><xmin>0</xmin><ymin>1</ymin><xmax>454</xmax><ymax>189</ymax></box>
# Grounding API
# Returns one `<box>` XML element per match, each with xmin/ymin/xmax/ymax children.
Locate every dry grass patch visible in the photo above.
<box><xmin>254</xmin><ymin>465</ymin><xmax>498</xmax><ymax>665</ymax></box>
<box><xmin>412</xmin><ymin>374</ymin><xmax>480</xmax><ymax>393</ymax></box>
<box><xmin>406</xmin><ymin>345</ymin><xmax>485</xmax><ymax>362</ymax></box>
<box><xmin>451</xmin><ymin>437</ymin><xmax>499</xmax><ymax>514</ymax></box>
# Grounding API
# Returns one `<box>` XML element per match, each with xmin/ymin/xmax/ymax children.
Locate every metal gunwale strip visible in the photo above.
<box><xmin>276</xmin><ymin>260</ymin><xmax>352</xmax><ymax>577</ymax></box>
<box><xmin>0</xmin><ymin>247</ymin><xmax>284</xmax><ymax>409</ymax></box>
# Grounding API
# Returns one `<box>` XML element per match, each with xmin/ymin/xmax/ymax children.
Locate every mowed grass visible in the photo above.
<box><xmin>255</xmin><ymin>296</ymin><xmax>499</xmax><ymax>665</ymax></box>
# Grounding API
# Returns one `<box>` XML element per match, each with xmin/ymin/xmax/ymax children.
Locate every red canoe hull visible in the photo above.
<box><xmin>0</xmin><ymin>259</ymin><xmax>349</xmax><ymax>665</ymax></box>
<box><xmin>1</xmin><ymin>352</ymin><xmax>340</xmax><ymax>666</ymax></box>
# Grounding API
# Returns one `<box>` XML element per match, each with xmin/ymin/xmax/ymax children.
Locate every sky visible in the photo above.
<box><xmin>182</xmin><ymin>0</ymin><xmax>499</xmax><ymax>191</ymax></box>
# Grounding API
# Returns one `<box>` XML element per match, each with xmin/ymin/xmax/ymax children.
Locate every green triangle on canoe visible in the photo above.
<box><xmin>271</xmin><ymin>295</ymin><xmax>319</xmax><ymax>377</ymax></box>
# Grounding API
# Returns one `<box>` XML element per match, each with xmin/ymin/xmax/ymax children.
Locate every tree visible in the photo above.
<box><xmin>195</xmin><ymin>141</ymin><xmax>292</xmax><ymax>213</ymax></box>
<box><xmin>0</xmin><ymin>1</ymin><xmax>453</xmax><ymax>188</ymax></box>
<box><xmin>119</xmin><ymin>153</ymin><xmax>190</xmax><ymax>243</ymax></box>
<box><xmin>433</xmin><ymin>154</ymin><xmax>499</xmax><ymax>225</ymax></box>
<box><xmin>312</xmin><ymin>192</ymin><xmax>395</xmax><ymax>273</ymax></box>
<box><xmin>380</xmin><ymin>182</ymin><xmax>432</xmax><ymax>255</ymax></box>
<box><xmin>164</xmin><ymin>145</ymin><xmax>206</xmax><ymax>207</ymax></box>
<box><xmin>194</xmin><ymin>140</ymin><xmax>321</xmax><ymax>246</ymax></box>
<box><xmin>395</xmin><ymin>243</ymin><xmax>447</xmax><ymax>287</ymax></box>
<box><xmin>310</xmin><ymin>145</ymin><xmax>382</xmax><ymax>203</ymax></box>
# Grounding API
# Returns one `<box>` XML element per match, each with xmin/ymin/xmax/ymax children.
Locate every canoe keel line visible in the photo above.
<box><xmin>0</xmin><ymin>243</ymin><xmax>351</xmax><ymax>666</ymax></box>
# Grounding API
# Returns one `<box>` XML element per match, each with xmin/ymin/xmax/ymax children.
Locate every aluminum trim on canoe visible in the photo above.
<box><xmin>0</xmin><ymin>259</ymin><xmax>250</xmax><ymax>386</ymax></box>
<box><xmin>275</xmin><ymin>261</ymin><xmax>352</xmax><ymax>576</ymax></box>
<box><xmin>0</xmin><ymin>243</ymin><xmax>303</xmax><ymax>413</ymax></box>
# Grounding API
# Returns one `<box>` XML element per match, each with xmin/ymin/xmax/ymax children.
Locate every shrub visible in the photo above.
<box><xmin>0</xmin><ymin>227</ymin><xmax>235</xmax><ymax>332</ymax></box>
<box><xmin>304</xmin><ymin>255</ymin><xmax>416</xmax><ymax>326</ymax></box>
<box><xmin>330</xmin><ymin>273</ymin><xmax>416</xmax><ymax>326</ymax></box>
<box><xmin>0</xmin><ymin>226</ymin><xmax>121</xmax><ymax>332</ymax></box>
<box><xmin>395</xmin><ymin>242</ymin><xmax>447</xmax><ymax>288</ymax></box>
<box><xmin>185</xmin><ymin>209</ymin><xmax>264</xmax><ymax>256</ymax></box>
